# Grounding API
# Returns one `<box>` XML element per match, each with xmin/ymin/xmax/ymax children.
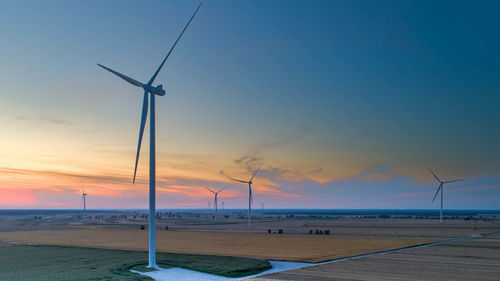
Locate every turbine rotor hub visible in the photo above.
<box><xmin>143</xmin><ymin>84</ymin><xmax>166</xmax><ymax>96</ymax></box>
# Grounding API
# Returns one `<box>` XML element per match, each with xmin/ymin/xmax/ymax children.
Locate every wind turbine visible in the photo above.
<box><xmin>97</xmin><ymin>4</ymin><xmax>201</xmax><ymax>268</ymax></box>
<box><xmin>225</xmin><ymin>165</ymin><xmax>261</xmax><ymax>226</ymax></box>
<box><xmin>207</xmin><ymin>200</ymin><xmax>212</xmax><ymax>211</ymax></box>
<box><xmin>81</xmin><ymin>187</ymin><xmax>87</xmax><ymax>216</ymax></box>
<box><xmin>428</xmin><ymin>168</ymin><xmax>464</xmax><ymax>224</ymax></box>
<box><xmin>206</xmin><ymin>187</ymin><xmax>226</xmax><ymax>222</ymax></box>
<box><xmin>259</xmin><ymin>201</ymin><xmax>266</xmax><ymax>210</ymax></box>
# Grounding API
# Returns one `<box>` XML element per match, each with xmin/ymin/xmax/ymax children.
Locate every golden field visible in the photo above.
<box><xmin>0</xmin><ymin>228</ymin><xmax>438</xmax><ymax>262</ymax></box>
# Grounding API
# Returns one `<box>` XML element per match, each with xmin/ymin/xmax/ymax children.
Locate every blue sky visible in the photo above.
<box><xmin>0</xmin><ymin>0</ymin><xmax>499</xmax><ymax>209</ymax></box>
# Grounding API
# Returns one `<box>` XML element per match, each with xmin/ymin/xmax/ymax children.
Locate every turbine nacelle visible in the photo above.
<box><xmin>143</xmin><ymin>84</ymin><xmax>166</xmax><ymax>96</ymax></box>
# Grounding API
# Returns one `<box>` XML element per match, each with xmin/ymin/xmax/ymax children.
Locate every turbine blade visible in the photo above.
<box><xmin>427</xmin><ymin>168</ymin><xmax>441</xmax><ymax>183</ymax></box>
<box><xmin>205</xmin><ymin>187</ymin><xmax>215</xmax><ymax>194</ymax></box>
<box><xmin>216</xmin><ymin>187</ymin><xmax>226</xmax><ymax>194</ymax></box>
<box><xmin>147</xmin><ymin>3</ymin><xmax>202</xmax><ymax>85</ymax></box>
<box><xmin>432</xmin><ymin>184</ymin><xmax>442</xmax><ymax>202</ymax></box>
<box><xmin>133</xmin><ymin>90</ymin><xmax>149</xmax><ymax>183</ymax></box>
<box><xmin>444</xmin><ymin>179</ymin><xmax>465</xmax><ymax>184</ymax></box>
<box><xmin>97</xmin><ymin>64</ymin><xmax>143</xmax><ymax>87</ymax></box>
<box><xmin>229</xmin><ymin>178</ymin><xmax>249</xmax><ymax>184</ymax></box>
<box><xmin>249</xmin><ymin>163</ymin><xmax>262</xmax><ymax>182</ymax></box>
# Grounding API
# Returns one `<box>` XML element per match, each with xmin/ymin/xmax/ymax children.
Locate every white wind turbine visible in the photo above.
<box><xmin>97</xmin><ymin>4</ymin><xmax>201</xmax><ymax>268</ymax></box>
<box><xmin>225</xmin><ymin>165</ymin><xmax>261</xmax><ymax>226</ymax></box>
<box><xmin>81</xmin><ymin>187</ymin><xmax>87</xmax><ymax>216</ymax></box>
<box><xmin>259</xmin><ymin>201</ymin><xmax>266</xmax><ymax>210</ymax></box>
<box><xmin>206</xmin><ymin>187</ymin><xmax>226</xmax><ymax>222</ymax></box>
<box><xmin>428</xmin><ymin>168</ymin><xmax>465</xmax><ymax>224</ymax></box>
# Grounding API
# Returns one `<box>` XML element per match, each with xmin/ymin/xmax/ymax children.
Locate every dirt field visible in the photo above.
<box><xmin>1</xmin><ymin>212</ymin><xmax>498</xmax><ymax>264</ymax></box>
<box><xmin>293</xmin><ymin>219</ymin><xmax>499</xmax><ymax>238</ymax></box>
<box><xmin>248</xmin><ymin>232</ymin><xmax>500</xmax><ymax>281</ymax></box>
<box><xmin>0</xmin><ymin>228</ymin><xmax>439</xmax><ymax>262</ymax></box>
<box><xmin>2</xmin><ymin>212</ymin><xmax>498</xmax><ymax>237</ymax></box>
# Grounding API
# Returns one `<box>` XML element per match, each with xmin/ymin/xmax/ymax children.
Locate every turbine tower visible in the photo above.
<box><xmin>226</xmin><ymin>165</ymin><xmax>261</xmax><ymax>226</ymax></box>
<box><xmin>97</xmin><ymin>4</ymin><xmax>201</xmax><ymax>268</ymax></box>
<box><xmin>206</xmin><ymin>187</ymin><xmax>226</xmax><ymax>222</ymax></box>
<box><xmin>428</xmin><ymin>168</ymin><xmax>464</xmax><ymax>224</ymax></box>
<box><xmin>81</xmin><ymin>188</ymin><xmax>87</xmax><ymax>216</ymax></box>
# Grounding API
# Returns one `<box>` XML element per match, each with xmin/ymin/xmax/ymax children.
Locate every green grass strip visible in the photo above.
<box><xmin>0</xmin><ymin>244</ymin><xmax>271</xmax><ymax>280</ymax></box>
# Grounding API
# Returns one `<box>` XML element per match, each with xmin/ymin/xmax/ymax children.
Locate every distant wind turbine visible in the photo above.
<box><xmin>97</xmin><ymin>4</ymin><xmax>202</xmax><ymax>268</ymax></box>
<box><xmin>81</xmin><ymin>187</ymin><xmax>87</xmax><ymax>216</ymax></box>
<box><xmin>225</xmin><ymin>165</ymin><xmax>262</xmax><ymax>226</ymax></box>
<box><xmin>428</xmin><ymin>168</ymin><xmax>465</xmax><ymax>224</ymax></box>
<box><xmin>206</xmin><ymin>187</ymin><xmax>226</xmax><ymax>222</ymax></box>
<box><xmin>259</xmin><ymin>201</ymin><xmax>266</xmax><ymax>210</ymax></box>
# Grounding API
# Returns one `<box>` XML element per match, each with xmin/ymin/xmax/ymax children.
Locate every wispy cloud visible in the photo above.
<box><xmin>0</xmin><ymin>167</ymin><xmax>131</xmax><ymax>187</ymax></box>
<box><xmin>357</xmin><ymin>165</ymin><xmax>396</xmax><ymax>181</ymax></box>
<box><xmin>219</xmin><ymin>169</ymin><xmax>235</xmax><ymax>180</ymax></box>
<box><xmin>233</xmin><ymin>126</ymin><xmax>313</xmax><ymax>172</ymax></box>
<box><xmin>38</xmin><ymin>115</ymin><xmax>77</xmax><ymax>127</ymax></box>
<box><xmin>13</xmin><ymin>115</ymin><xmax>30</xmax><ymax>121</ymax></box>
<box><xmin>307</xmin><ymin>167</ymin><xmax>323</xmax><ymax>174</ymax></box>
<box><xmin>6</xmin><ymin>111</ymin><xmax>77</xmax><ymax>127</ymax></box>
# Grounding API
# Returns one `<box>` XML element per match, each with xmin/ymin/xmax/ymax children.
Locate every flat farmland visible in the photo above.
<box><xmin>294</xmin><ymin>219</ymin><xmax>498</xmax><ymax>238</ymax></box>
<box><xmin>248</xmin><ymin>233</ymin><xmax>500</xmax><ymax>281</ymax></box>
<box><xmin>0</xmin><ymin>228</ymin><xmax>438</xmax><ymax>262</ymax></box>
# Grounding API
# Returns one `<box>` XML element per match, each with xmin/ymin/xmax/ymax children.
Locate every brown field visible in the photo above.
<box><xmin>0</xmin><ymin>228</ymin><xmax>438</xmax><ymax>262</ymax></box>
<box><xmin>248</xmin><ymin>232</ymin><xmax>500</xmax><ymax>281</ymax></box>
<box><xmin>2</xmin><ymin>211</ymin><xmax>497</xmax><ymax>238</ymax></box>
<box><xmin>291</xmin><ymin>220</ymin><xmax>497</xmax><ymax>239</ymax></box>
<box><xmin>1</xmin><ymin>212</ymin><xmax>498</xmax><ymax>265</ymax></box>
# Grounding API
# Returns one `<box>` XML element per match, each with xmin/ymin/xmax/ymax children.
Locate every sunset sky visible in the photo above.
<box><xmin>0</xmin><ymin>0</ymin><xmax>499</xmax><ymax>209</ymax></box>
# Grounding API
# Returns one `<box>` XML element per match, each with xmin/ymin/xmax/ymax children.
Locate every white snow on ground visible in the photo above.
<box><xmin>131</xmin><ymin>235</ymin><xmax>478</xmax><ymax>281</ymax></box>
<box><xmin>131</xmin><ymin>260</ymin><xmax>311</xmax><ymax>281</ymax></box>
